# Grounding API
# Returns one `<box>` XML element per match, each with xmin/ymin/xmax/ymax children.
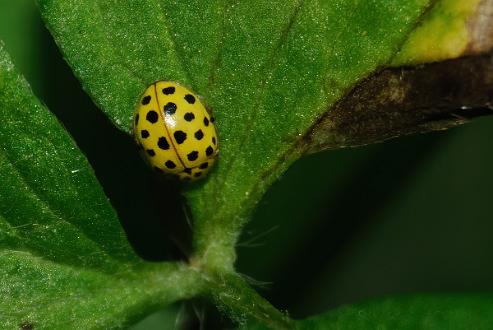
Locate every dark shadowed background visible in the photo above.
<box><xmin>2</xmin><ymin>2</ymin><xmax>492</xmax><ymax>328</ymax></box>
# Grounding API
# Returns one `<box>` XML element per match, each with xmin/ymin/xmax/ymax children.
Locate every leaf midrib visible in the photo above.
<box><xmin>206</xmin><ymin>0</ymin><xmax>307</xmax><ymax>221</ymax></box>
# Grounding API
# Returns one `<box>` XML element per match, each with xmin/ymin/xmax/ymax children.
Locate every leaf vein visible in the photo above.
<box><xmin>93</xmin><ymin>0</ymin><xmax>147</xmax><ymax>85</ymax></box>
<box><xmin>207</xmin><ymin>0</ymin><xmax>229</xmax><ymax>89</ymax></box>
<box><xmin>154</xmin><ymin>0</ymin><xmax>195</xmax><ymax>89</ymax></box>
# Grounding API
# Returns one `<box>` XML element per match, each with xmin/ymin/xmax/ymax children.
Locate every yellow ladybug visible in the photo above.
<box><xmin>133</xmin><ymin>81</ymin><xmax>218</xmax><ymax>181</ymax></box>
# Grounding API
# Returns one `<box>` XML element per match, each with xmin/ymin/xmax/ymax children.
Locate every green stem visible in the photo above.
<box><xmin>204</xmin><ymin>271</ymin><xmax>293</xmax><ymax>329</ymax></box>
<box><xmin>191</xmin><ymin>222</ymin><xmax>239</xmax><ymax>272</ymax></box>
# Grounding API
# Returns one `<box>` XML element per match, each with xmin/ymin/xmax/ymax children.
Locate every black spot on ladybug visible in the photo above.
<box><xmin>211</xmin><ymin>117</ymin><xmax>215</xmax><ymax>123</ymax></box>
<box><xmin>162</xmin><ymin>86</ymin><xmax>175</xmax><ymax>95</ymax></box>
<box><xmin>141</xmin><ymin>95</ymin><xmax>151</xmax><ymax>105</ymax></box>
<box><xmin>184</xmin><ymin>94</ymin><xmax>196</xmax><ymax>104</ymax></box>
<box><xmin>146</xmin><ymin>149</ymin><xmax>156</xmax><ymax>156</ymax></box>
<box><xmin>174</xmin><ymin>131</ymin><xmax>187</xmax><ymax>144</ymax></box>
<box><xmin>187</xmin><ymin>151</ymin><xmax>198</xmax><ymax>161</ymax></box>
<box><xmin>165</xmin><ymin>160</ymin><xmax>176</xmax><ymax>169</ymax></box>
<box><xmin>204</xmin><ymin>117</ymin><xmax>209</xmax><ymax>126</ymax></box>
<box><xmin>199</xmin><ymin>162</ymin><xmax>209</xmax><ymax>169</ymax></box>
<box><xmin>194</xmin><ymin>129</ymin><xmax>204</xmax><ymax>140</ymax></box>
<box><xmin>141</xmin><ymin>130</ymin><xmax>149</xmax><ymax>139</ymax></box>
<box><xmin>154</xmin><ymin>166</ymin><xmax>163</xmax><ymax>172</ymax></box>
<box><xmin>184</xmin><ymin>112</ymin><xmax>195</xmax><ymax>121</ymax></box>
<box><xmin>158</xmin><ymin>136</ymin><xmax>170</xmax><ymax>150</ymax></box>
<box><xmin>194</xmin><ymin>172</ymin><xmax>202</xmax><ymax>178</ymax></box>
<box><xmin>135</xmin><ymin>114</ymin><xmax>139</xmax><ymax>125</ymax></box>
<box><xmin>212</xmin><ymin>137</ymin><xmax>216</xmax><ymax>145</ymax></box>
<box><xmin>164</xmin><ymin>102</ymin><xmax>177</xmax><ymax>115</ymax></box>
<box><xmin>146</xmin><ymin>110</ymin><xmax>158</xmax><ymax>123</ymax></box>
<box><xmin>206</xmin><ymin>146</ymin><xmax>213</xmax><ymax>156</ymax></box>
<box><xmin>184</xmin><ymin>168</ymin><xmax>192</xmax><ymax>174</ymax></box>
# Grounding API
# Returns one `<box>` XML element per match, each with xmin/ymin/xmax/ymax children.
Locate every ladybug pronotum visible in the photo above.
<box><xmin>133</xmin><ymin>81</ymin><xmax>218</xmax><ymax>181</ymax></box>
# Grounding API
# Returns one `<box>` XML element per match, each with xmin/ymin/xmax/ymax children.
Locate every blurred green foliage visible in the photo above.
<box><xmin>238</xmin><ymin>118</ymin><xmax>493</xmax><ymax>317</ymax></box>
<box><xmin>2</xmin><ymin>1</ymin><xmax>493</xmax><ymax>328</ymax></box>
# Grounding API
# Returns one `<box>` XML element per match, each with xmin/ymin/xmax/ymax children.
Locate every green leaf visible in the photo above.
<box><xmin>0</xmin><ymin>41</ymin><xmax>135</xmax><ymax>270</ymax></box>
<box><xmin>38</xmin><ymin>0</ymin><xmax>437</xmax><ymax>271</ymax></box>
<box><xmin>0</xmin><ymin>42</ymin><xmax>204</xmax><ymax>328</ymax></box>
<box><xmin>1</xmin><ymin>252</ymin><xmax>202</xmax><ymax>329</ymax></box>
<box><xmin>296</xmin><ymin>295</ymin><xmax>493</xmax><ymax>329</ymax></box>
